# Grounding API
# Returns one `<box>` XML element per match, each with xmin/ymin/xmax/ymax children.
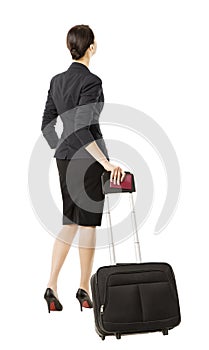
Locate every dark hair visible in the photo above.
<box><xmin>66</xmin><ymin>24</ymin><xmax>95</xmax><ymax>60</ymax></box>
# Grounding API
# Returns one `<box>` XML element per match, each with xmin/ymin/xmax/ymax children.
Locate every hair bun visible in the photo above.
<box><xmin>70</xmin><ymin>47</ymin><xmax>81</xmax><ymax>59</ymax></box>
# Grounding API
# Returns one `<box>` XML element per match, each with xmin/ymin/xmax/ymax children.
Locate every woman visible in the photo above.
<box><xmin>41</xmin><ymin>24</ymin><xmax>125</xmax><ymax>313</ymax></box>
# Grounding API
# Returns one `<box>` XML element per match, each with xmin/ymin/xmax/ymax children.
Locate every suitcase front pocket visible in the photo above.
<box><xmin>103</xmin><ymin>284</ymin><xmax>143</xmax><ymax>324</ymax></box>
<box><xmin>101</xmin><ymin>271</ymin><xmax>179</xmax><ymax>333</ymax></box>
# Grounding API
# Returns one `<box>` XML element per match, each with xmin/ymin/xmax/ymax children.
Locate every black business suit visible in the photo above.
<box><xmin>41</xmin><ymin>62</ymin><xmax>109</xmax><ymax>226</ymax></box>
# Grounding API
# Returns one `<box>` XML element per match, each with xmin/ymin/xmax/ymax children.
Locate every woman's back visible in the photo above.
<box><xmin>41</xmin><ymin>61</ymin><xmax>109</xmax><ymax>160</ymax></box>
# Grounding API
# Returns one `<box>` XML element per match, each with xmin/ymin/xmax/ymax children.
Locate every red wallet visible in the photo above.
<box><xmin>101</xmin><ymin>171</ymin><xmax>136</xmax><ymax>194</ymax></box>
<box><xmin>110</xmin><ymin>173</ymin><xmax>132</xmax><ymax>190</ymax></box>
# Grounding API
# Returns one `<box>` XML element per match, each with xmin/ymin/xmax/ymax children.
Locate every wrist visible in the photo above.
<box><xmin>100</xmin><ymin>158</ymin><xmax>109</xmax><ymax>166</ymax></box>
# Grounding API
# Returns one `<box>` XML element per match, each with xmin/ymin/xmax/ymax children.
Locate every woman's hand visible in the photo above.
<box><xmin>102</xmin><ymin>161</ymin><xmax>126</xmax><ymax>185</ymax></box>
<box><xmin>84</xmin><ymin>143</ymin><xmax>126</xmax><ymax>184</ymax></box>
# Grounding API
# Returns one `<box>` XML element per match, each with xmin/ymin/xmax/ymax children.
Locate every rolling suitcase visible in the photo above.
<box><xmin>90</xmin><ymin>171</ymin><xmax>181</xmax><ymax>340</ymax></box>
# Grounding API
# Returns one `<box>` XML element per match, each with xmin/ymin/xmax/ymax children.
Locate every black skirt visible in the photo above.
<box><xmin>56</xmin><ymin>158</ymin><xmax>106</xmax><ymax>226</ymax></box>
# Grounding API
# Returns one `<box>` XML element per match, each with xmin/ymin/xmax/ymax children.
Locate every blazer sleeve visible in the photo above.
<box><xmin>41</xmin><ymin>79</ymin><xmax>59</xmax><ymax>149</ymax></box>
<box><xmin>74</xmin><ymin>75</ymin><xmax>103</xmax><ymax>147</ymax></box>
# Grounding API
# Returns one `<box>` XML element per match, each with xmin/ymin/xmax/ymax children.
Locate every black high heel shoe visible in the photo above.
<box><xmin>76</xmin><ymin>288</ymin><xmax>93</xmax><ymax>311</ymax></box>
<box><xmin>44</xmin><ymin>288</ymin><xmax>63</xmax><ymax>313</ymax></box>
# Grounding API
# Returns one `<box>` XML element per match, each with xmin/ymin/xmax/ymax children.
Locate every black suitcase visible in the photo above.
<box><xmin>90</xmin><ymin>171</ymin><xmax>181</xmax><ymax>340</ymax></box>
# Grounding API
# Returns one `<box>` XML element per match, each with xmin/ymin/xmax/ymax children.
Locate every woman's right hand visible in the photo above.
<box><xmin>103</xmin><ymin>161</ymin><xmax>126</xmax><ymax>185</ymax></box>
<box><xmin>85</xmin><ymin>142</ymin><xmax>126</xmax><ymax>184</ymax></box>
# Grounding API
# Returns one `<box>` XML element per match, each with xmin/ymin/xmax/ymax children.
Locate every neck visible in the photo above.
<box><xmin>73</xmin><ymin>56</ymin><xmax>90</xmax><ymax>68</ymax></box>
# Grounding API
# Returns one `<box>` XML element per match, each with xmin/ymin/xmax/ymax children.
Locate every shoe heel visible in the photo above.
<box><xmin>76</xmin><ymin>297</ymin><xmax>83</xmax><ymax>311</ymax></box>
<box><xmin>47</xmin><ymin>301</ymin><xmax>51</xmax><ymax>313</ymax></box>
<box><xmin>44</xmin><ymin>298</ymin><xmax>51</xmax><ymax>313</ymax></box>
<box><xmin>79</xmin><ymin>300</ymin><xmax>83</xmax><ymax>312</ymax></box>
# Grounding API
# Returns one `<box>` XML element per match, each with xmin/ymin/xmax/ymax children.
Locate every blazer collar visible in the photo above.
<box><xmin>68</xmin><ymin>61</ymin><xmax>90</xmax><ymax>71</ymax></box>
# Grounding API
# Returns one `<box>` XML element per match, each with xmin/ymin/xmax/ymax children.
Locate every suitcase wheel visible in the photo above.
<box><xmin>162</xmin><ymin>329</ymin><xmax>168</xmax><ymax>336</ymax></box>
<box><xmin>100</xmin><ymin>335</ymin><xmax>105</xmax><ymax>341</ymax></box>
<box><xmin>116</xmin><ymin>333</ymin><xmax>121</xmax><ymax>340</ymax></box>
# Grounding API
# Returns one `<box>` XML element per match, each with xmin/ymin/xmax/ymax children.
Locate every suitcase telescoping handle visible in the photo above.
<box><xmin>101</xmin><ymin>171</ymin><xmax>142</xmax><ymax>265</ymax></box>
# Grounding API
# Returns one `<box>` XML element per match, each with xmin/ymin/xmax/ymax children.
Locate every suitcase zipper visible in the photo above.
<box><xmin>100</xmin><ymin>304</ymin><xmax>104</xmax><ymax>315</ymax></box>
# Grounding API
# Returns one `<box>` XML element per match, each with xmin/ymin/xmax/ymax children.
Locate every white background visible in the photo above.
<box><xmin>1</xmin><ymin>0</ymin><xmax>209</xmax><ymax>349</ymax></box>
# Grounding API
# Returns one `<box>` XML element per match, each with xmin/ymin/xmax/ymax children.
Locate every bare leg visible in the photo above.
<box><xmin>78</xmin><ymin>225</ymin><xmax>96</xmax><ymax>295</ymax></box>
<box><xmin>47</xmin><ymin>223</ymin><xmax>78</xmax><ymax>297</ymax></box>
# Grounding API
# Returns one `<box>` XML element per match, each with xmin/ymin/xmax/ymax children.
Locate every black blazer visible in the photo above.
<box><xmin>41</xmin><ymin>61</ymin><xmax>109</xmax><ymax>160</ymax></box>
